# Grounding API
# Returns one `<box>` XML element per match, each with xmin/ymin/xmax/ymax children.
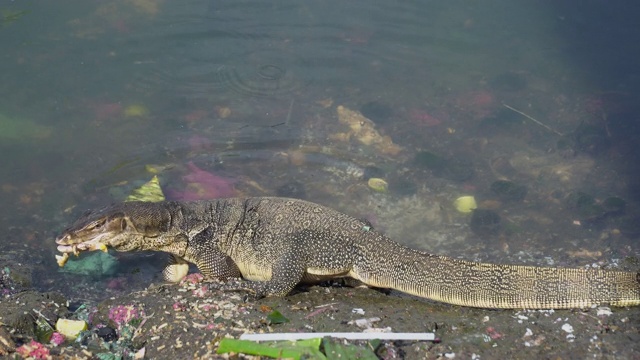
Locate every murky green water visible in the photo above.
<box><xmin>1</xmin><ymin>0</ymin><xmax>639</xmax><ymax>303</ymax></box>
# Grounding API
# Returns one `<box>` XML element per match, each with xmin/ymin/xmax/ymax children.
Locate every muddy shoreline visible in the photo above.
<box><xmin>2</xmin><ymin>255</ymin><xmax>639</xmax><ymax>359</ymax></box>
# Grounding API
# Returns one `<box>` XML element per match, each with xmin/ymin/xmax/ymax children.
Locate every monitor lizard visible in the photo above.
<box><xmin>55</xmin><ymin>197</ymin><xmax>640</xmax><ymax>309</ymax></box>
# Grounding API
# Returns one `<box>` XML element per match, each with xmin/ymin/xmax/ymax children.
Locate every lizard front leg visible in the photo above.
<box><xmin>189</xmin><ymin>247</ymin><xmax>242</xmax><ymax>281</ymax></box>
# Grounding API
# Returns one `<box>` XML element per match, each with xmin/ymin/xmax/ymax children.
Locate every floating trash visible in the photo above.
<box><xmin>454</xmin><ymin>196</ymin><xmax>477</xmax><ymax>213</ymax></box>
<box><xmin>55</xmin><ymin>319</ymin><xmax>88</xmax><ymax>340</ymax></box>
<box><xmin>367</xmin><ymin>178</ymin><xmax>388</xmax><ymax>193</ymax></box>
<box><xmin>123</xmin><ymin>104</ymin><xmax>149</xmax><ymax>118</ymax></box>
<box><xmin>125</xmin><ymin>175</ymin><xmax>165</xmax><ymax>202</ymax></box>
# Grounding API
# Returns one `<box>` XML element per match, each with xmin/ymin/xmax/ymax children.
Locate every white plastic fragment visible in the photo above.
<box><xmin>134</xmin><ymin>347</ymin><xmax>146</xmax><ymax>360</ymax></box>
<box><xmin>239</xmin><ymin>332</ymin><xmax>437</xmax><ymax>341</ymax></box>
<box><xmin>348</xmin><ymin>317</ymin><xmax>381</xmax><ymax>329</ymax></box>
<box><xmin>351</xmin><ymin>308</ymin><xmax>365</xmax><ymax>315</ymax></box>
<box><xmin>561</xmin><ymin>323</ymin><xmax>573</xmax><ymax>333</ymax></box>
<box><xmin>596</xmin><ymin>307</ymin><xmax>612</xmax><ymax>316</ymax></box>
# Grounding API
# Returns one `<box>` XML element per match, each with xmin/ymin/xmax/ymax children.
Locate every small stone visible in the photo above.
<box><xmin>561</xmin><ymin>323</ymin><xmax>573</xmax><ymax>333</ymax></box>
<box><xmin>95</xmin><ymin>326</ymin><xmax>118</xmax><ymax>342</ymax></box>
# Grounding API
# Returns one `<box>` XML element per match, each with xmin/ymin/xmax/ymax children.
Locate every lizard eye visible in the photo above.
<box><xmin>89</xmin><ymin>219</ymin><xmax>106</xmax><ymax>230</ymax></box>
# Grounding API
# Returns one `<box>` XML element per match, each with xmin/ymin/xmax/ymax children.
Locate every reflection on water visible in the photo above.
<box><xmin>0</xmin><ymin>0</ymin><xmax>639</xmax><ymax>302</ymax></box>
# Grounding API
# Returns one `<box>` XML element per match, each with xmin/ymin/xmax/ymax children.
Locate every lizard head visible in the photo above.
<box><xmin>55</xmin><ymin>202</ymin><xmax>170</xmax><ymax>265</ymax></box>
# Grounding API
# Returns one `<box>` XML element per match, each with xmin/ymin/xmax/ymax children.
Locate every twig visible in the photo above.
<box><xmin>132</xmin><ymin>312</ymin><xmax>154</xmax><ymax>341</ymax></box>
<box><xmin>285</xmin><ymin>98</ymin><xmax>295</xmax><ymax>126</ymax></box>
<box><xmin>502</xmin><ymin>103</ymin><xmax>564</xmax><ymax>136</ymax></box>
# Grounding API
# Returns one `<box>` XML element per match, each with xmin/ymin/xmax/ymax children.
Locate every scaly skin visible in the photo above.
<box><xmin>56</xmin><ymin>198</ymin><xmax>640</xmax><ymax>309</ymax></box>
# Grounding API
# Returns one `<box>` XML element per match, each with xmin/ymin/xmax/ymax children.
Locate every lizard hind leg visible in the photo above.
<box><xmin>249</xmin><ymin>253</ymin><xmax>307</xmax><ymax>297</ymax></box>
<box><xmin>162</xmin><ymin>255</ymin><xmax>190</xmax><ymax>283</ymax></box>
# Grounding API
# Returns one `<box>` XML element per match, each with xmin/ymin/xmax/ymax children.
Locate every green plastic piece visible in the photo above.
<box><xmin>59</xmin><ymin>251</ymin><xmax>118</xmax><ymax>277</ymax></box>
<box><xmin>322</xmin><ymin>337</ymin><xmax>379</xmax><ymax>360</ymax></box>
<box><xmin>266</xmin><ymin>310</ymin><xmax>290</xmax><ymax>324</ymax></box>
<box><xmin>125</xmin><ymin>175</ymin><xmax>165</xmax><ymax>202</ymax></box>
<box><xmin>216</xmin><ymin>338</ymin><xmax>325</xmax><ymax>359</ymax></box>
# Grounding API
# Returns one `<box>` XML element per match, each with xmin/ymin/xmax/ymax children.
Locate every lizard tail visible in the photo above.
<box><xmin>352</xmin><ymin>236</ymin><xmax>640</xmax><ymax>309</ymax></box>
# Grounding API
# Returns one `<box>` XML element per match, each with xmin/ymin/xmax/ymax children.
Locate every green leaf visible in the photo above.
<box><xmin>266</xmin><ymin>310</ymin><xmax>289</xmax><ymax>325</ymax></box>
<box><xmin>95</xmin><ymin>352</ymin><xmax>119</xmax><ymax>360</ymax></box>
<box><xmin>322</xmin><ymin>337</ymin><xmax>378</xmax><ymax>360</ymax></box>
<box><xmin>216</xmin><ymin>338</ymin><xmax>325</xmax><ymax>360</ymax></box>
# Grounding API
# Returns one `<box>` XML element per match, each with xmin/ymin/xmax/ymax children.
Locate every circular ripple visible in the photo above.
<box><xmin>216</xmin><ymin>49</ymin><xmax>308</xmax><ymax>98</ymax></box>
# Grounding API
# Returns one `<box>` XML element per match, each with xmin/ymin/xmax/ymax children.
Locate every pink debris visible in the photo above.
<box><xmin>486</xmin><ymin>326</ymin><xmax>504</xmax><ymax>340</ymax></box>
<box><xmin>409</xmin><ymin>109</ymin><xmax>443</xmax><ymax>127</ymax></box>
<box><xmin>192</xmin><ymin>285</ymin><xmax>209</xmax><ymax>298</ymax></box>
<box><xmin>172</xmin><ymin>302</ymin><xmax>187</xmax><ymax>312</ymax></box>
<box><xmin>167</xmin><ymin>162</ymin><xmax>236</xmax><ymax>201</ymax></box>
<box><xmin>200</xmin><ymin>304</ymin><xmax>219</xmax><ymax>312</ymax></box>
<box><xmin>16</xmin><ymin>340</ymin><xmax>50</xmax><ymax>359</ymax></box>
<box><xmin>108</xmin><ymin>305</ymin><xmax>145</xmax><ymax>327</ymax></box>
<box><xmin>50</xmin><ymin>332</ymin><xmax>65</xmax><ymax>346</ymax></box>
<box><xmin>182</xmin><ymin>273</ymin><xmax>205</xmax><ymax>284</ymax></box>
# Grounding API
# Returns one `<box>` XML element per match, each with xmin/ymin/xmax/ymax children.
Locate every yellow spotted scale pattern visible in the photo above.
<box><xmin>56</xmin><ymin>197</ymin><xmax>640</xmax><ymax>309</ymax></box>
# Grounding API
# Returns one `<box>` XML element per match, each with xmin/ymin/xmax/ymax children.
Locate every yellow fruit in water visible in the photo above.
<box><xmin>124</xmin><ymin>104</ymin><xmax>149</xmax><ymax>118</ymax></box>
<box><xmin>217</xmin><ymin>106</ymin><xmax>232</xmax><ymax>118</ymax></box>
<box><xmin>454</xmin><ymin>196</ymin><xmax>477</xmax><ymax>213</ymax></box>
<box><xmin>56</xmin><ymin>319</ymin><xmax>88</xmax><ymax>340</ymax></box>
<box><xmin>367</xmin><ymin>178</ymin><xmax>388</xmax><ymax>192</ymax></box>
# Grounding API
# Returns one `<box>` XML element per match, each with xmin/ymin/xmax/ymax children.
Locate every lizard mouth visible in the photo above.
<box><xmin>55</xmin><ymin>235</ymin><xmax>109</xmax><ymax>253</ymax></box>
<box><xmin>55</xmin><ymin>234</ymin><xmax>110</xmax><ymax>267</ymax></box>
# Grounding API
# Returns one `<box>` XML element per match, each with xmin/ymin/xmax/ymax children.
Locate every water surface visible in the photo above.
<box><xmin>1</xmin><ymin>0</ymin><xmax>639</xmax><ymax>302</ymax></box>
